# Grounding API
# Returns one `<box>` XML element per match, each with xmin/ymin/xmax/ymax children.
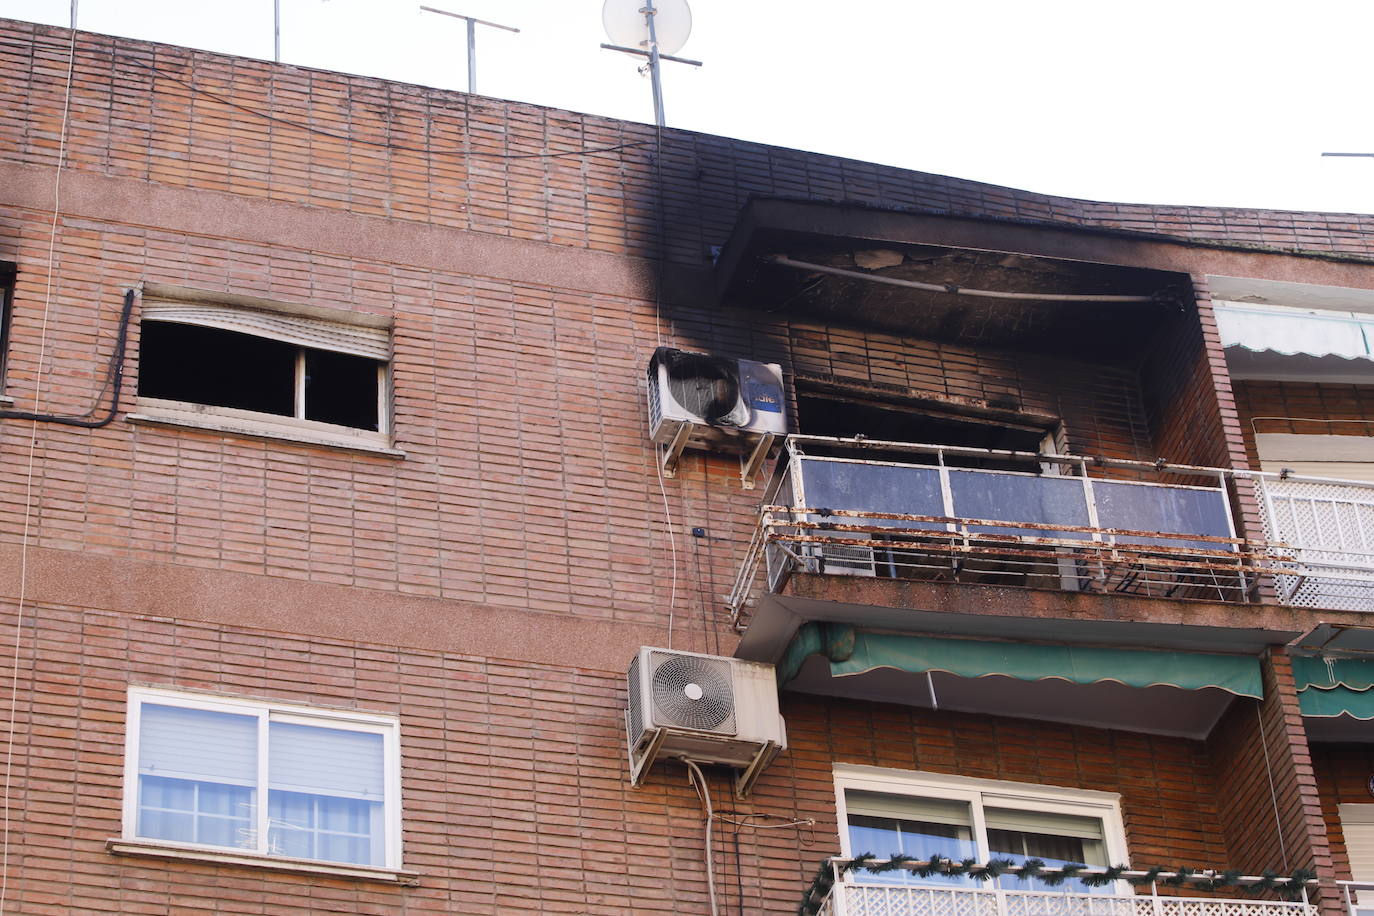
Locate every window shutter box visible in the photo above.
<box><xmin>268</xmin><ymin>722</ymin><xmax>386</xmax><ymax>801</ymax></box>
<box><xmin>141</xmin><ymin>303</ymin><xmax>390</xmax><ymax>361</ymax></box>
<box><xmin>138</xmin><ymin>703</ymin><xmax>258</xmax><ymax>785</ymax></box>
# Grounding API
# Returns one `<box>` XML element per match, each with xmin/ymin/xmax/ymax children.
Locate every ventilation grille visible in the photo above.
<box><xmin>647</xmin><ymin>372</ymin><xmax>664</xmax><ymax>430</ymax></box>
<box><xmin>649</xmin><ymin>651</ymin><xmax>736</xmax><ymax>735</ymax></box>
<box><xmin>812</xmin><ymin>543</ymin><xmax>878</xmax><ymax>576</ymax></box>
<box><xmin>627</xmin><ymin>655</ymin><xmax>644</xmax><ymax>745</ymax></box>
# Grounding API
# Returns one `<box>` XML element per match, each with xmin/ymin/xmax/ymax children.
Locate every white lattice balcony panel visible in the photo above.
<box><xmin>1255</xmin><ymin>476</ymin><xmax>1374</xmax><ymax>611</ymax></box>
<box><xmin>823</xmin><ymin>884</ymin><xmax>1317</xmax><ymax>916</ymax></box>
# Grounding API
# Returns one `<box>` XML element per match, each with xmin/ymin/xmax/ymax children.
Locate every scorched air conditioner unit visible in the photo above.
<box><xmin>646</xmin><ymin>347</ymin><xmax>786</xmax><ymax>487</ymax></box>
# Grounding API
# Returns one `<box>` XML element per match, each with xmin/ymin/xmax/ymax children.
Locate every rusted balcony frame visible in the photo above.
<box><xmin>729</xmin><ymin>437</ymin><xmax>1298</xmax><ymax>628</ymax></box>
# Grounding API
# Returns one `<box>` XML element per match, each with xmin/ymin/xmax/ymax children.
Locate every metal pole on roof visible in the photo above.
<box><xmin>644</xmin><ymin>0</ymin><xmax>666</xmax><ymax>128</ymax></box>
<box><xmin>69</xmin><ymin>0</ymin><xmax>77</xmax><ymax>30</ymax></box>
<box><xmin>418</xmin><ymin>6</ymin><xmax>521</xmax><ymax>95</ymax></box>
<box><xmin>274</xmin><ymin>0</ymin><xmax>281</xmax><ymax>62</ymax></box>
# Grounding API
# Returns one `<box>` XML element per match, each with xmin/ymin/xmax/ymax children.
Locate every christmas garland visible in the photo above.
<box><xmin>797</xmin><ymin>856</ymin><xmax>1318</xmax><ymax>916</ymax></box>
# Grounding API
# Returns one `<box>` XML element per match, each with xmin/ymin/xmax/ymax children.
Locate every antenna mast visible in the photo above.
<box><xmin>420</xmin><ymin>6</ymin><xmax>520</xmax><ymax>95</ymax></box>
<box><xmin>601</xmin><ymin>0</ymin><xmax>701</xmax><ymax>128</ymax></box>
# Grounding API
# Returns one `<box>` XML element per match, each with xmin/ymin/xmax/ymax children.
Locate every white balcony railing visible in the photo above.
<box><xmin>801</xmin><ymin>859</ymin><xmax>1319</xmax><ymax>916</ymax></box>
<box><xmin>1339</xmin><ymin>880</ymin><xmax>1374</xmax><ymax>916</ymax></box>
<box><xmin>1254</xmin><ymin>475</ymin><xmax>1374</xmax><ymax>611</ymax></box>
<box><xmin>818</xmin><ymin>883</ymin><xmax>1317</xmax><ymax>916</ymax></box>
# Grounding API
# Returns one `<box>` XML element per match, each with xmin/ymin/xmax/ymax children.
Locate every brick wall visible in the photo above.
<box><xmin>0</xmin><ymin>602</ymin><xmax>1269</xmax><ymax>915</ymax></box>
<box><xmin>0</xmin><ymin>205</ymin><xmax>1166</xmax><ymax>630</ymax></box>
<box><xmin>1208</xmin><ymin>653</ymin><xmax>1338</xmax><ymax>914</ymax></box>
<box><xmin>1312</xmin><ymin>744</ymin><xmax>1374</xmax><ymax>883</ymax></box>
<box><xmin>7</xmin><ymin>20</ymin><xmax>1374</xmax><ymax>271</ymax></box>
<box><xmin>1137</xmin><ymin>283</ymin><xmax>1235</xmax><ymax>472</ymax></box>
<box><xmin>1234</xmin><ymin>380</ymin><xmax>1374</xmax><ymax>467</ymax></box>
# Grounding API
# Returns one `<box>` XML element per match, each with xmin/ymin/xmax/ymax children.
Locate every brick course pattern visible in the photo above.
<box><xmin>1235</xmin><ymin>380</ymin><xmax>1374</xmax><ymax>467</ymax></box>
<box><xmin>7</xmin><ymin>23</ymin><xmax>1374</xmax><ymax>266</ymax></box>
<box><xmin>0</xmin><ymin>602</ymin><xmax>1262</xmax><ymax>916</ymax></box>
<box><xmin>0</xmin><ymin>18</ymin><xmax>1362</xmax><ymax>915</ymax></box>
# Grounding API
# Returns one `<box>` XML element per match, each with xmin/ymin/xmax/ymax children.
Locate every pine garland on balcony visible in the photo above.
<box><xmin>796</xmin><ymin>856</ymin><xmax>1318</xmax><ymax>916</ymax></box>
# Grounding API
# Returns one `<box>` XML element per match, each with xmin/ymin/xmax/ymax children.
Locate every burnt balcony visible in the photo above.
<box><xmin>729</xmin><ymin>437</ymin><xmax>1273</xmax><ymax>625</ymax></box>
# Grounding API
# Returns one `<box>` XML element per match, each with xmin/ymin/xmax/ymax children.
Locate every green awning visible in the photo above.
<box><xmin>781</xmin><ymin>624</ymin><xmax>1263</xmax><ymax>698</ymax></box>
<box><xmin>1292</xmin><ymin>655</ymin><xmax>1374</xmax><ymax>719</ymax></box>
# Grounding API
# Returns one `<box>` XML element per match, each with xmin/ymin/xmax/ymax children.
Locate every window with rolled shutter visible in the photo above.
<box><xmin>125</xmin><ymin>691</ymin><xmax>400</xmax><ymax>869</ymax></box>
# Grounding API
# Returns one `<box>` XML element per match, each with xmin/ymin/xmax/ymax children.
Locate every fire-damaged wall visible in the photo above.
<box><xmin>2</xmin><ymin>16</ymin><xmax>1373</xmax><ymax>916</ymax></box>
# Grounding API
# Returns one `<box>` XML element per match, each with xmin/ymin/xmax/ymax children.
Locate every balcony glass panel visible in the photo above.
<box><xmin>796</xmin><ymin>457</ymin><xmax>944</xmax><ymax>530</ymax></box>
<box><xmin>1092</xmin><ymin>481</ymin><xmax>1233</xmax><ymax>551</ymax></box>
<box><xmin>947</xmin><ymin>469</ymin><xmax>1091</xmax><ymax>539</ymax></box>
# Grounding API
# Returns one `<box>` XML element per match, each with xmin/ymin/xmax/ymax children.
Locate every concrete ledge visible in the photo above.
<box><xmin>128</xmin><ymin>412</ymin><xmax>407</xmax><ymax>459</ymax></box>
<box><xmin>0</xmin><ymin>542</ymin><xmax>695</xmax><ymax>671</ymax></box>
<box><xmin>107</xmin><ymin>838</ymin><xmax>421</xmax><ymax>886</ymax></box>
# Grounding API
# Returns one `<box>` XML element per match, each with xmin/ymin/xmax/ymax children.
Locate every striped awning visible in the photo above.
<box><xmin>1215</xmin><ymin>300</ymin><xmax>1374</xmax><ymax>362</ymax></box>
<box><xmin>1292</xmin><ymin>655</ymin><xmax>1374</xmax><ymax>719</ymax></box>
<box><xmin>781</xmin><ymin>624</ymin><xmax>1263</xmax><ymax>698</ymax></box>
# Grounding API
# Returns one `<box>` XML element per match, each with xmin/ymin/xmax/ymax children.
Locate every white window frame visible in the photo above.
<box><xmin>121</xmin><ymin>687</ymin><xmax>404</xmax><ymax>871</ymax></box>
<box><xmin>130</xmin><ymin>286</ymin><xmax>397</xmax><ymax>456</ymax></box>
<box><xmin>833</xmin><ymin>765</ymin><xmax>1130</xmax><ymax>895</ymax></box>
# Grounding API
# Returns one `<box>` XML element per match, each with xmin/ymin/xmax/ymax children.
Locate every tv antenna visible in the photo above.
<box><xmin>420</xmin><ymin>6</ymin><xmax>521</xmax><ymax>95</ymax></box>
<box><xmin>600</xmin><ymin>0</ymin><xmax>701</xmax><ymax>128</ymax></box>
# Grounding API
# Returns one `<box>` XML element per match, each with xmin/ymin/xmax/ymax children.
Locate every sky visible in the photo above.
<box><xmin>3</xmin><ymin>0</ymin><xmax>1374</xmax><ymax>215</ymax></box>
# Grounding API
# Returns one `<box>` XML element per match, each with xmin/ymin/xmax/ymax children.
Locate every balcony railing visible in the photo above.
<box><xmin>805</xmin><ymin>861</ymin><xmax>1317</xmax><ymax>916</ymax></box>
<box><xmin>729</xmin><ymin>437</ymin><xmax>1284</xmax><ymax>622</ymax></box>
<box><xmin>813</xmin><ymin>880</ymin><xmax>1317</xmax><ymax>916</ymax></box>
<box><xmin>1254</xmin><ymin>474</ymin><xmax>1374</xmax><ymax>611</ymax></box>
<box><xmin>1339</xmin><ymin>880</ymin><xmax>1374</xmax><ymax>916</ymax></box>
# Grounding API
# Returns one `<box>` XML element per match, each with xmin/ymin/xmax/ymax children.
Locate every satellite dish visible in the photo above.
<box><xmin>602</xmin><ymin>0</ymin><xmax>692</xmax><ymax>57</ymax></box>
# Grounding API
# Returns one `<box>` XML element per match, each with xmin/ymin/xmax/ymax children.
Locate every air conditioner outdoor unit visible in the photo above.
<box><xmin>626</xmin><ymin>647</ymin><xmax>787</xmax><ymax>797</ymax></box>
<box><xmin>646</xmin><ymin>347</ymin><xmax>786</xmax><ymax>487</ymax></box>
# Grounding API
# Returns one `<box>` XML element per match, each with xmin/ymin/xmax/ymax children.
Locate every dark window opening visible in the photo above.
<box><xmin>304</xmin><ymin>349</ymin><xmax>380</xmax><ymax>430</ymax></box>
<box><xmin>139</xmin><ymin>321</ymin><xmax>382</xmax><ymax>432</ymax></box>
<box><xmin>796</xmin><ymin>389</ymin><xmax>1053</xmax><ymax>471</ymax></box>
<box><xmin>0</xmin><ymin>263</ymin><xmax>14</xmax><ymax>388</ymax></box>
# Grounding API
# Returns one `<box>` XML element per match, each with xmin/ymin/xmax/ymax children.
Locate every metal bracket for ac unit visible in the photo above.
<box><xmin>658</xmin><ymin>424</ymin><xmax>693</xmax><ymax>479</ymax></box>
<box><xmin>629</xmin><ymin>725</ymin><xmax>668</xmax><ymax>787</ymax></box>
<box><xmin>740</xmin><ymin>433</ymin><xmax>775</xmax><ymax>490</ymax></box>
<box><xmin>734</xmin><ymin>738</ymin><xmax>780</xmax><ymax>798</ymax></box>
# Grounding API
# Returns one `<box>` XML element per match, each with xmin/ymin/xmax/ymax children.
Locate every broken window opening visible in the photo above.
<box><xmin>795</xmin><ymin>388</ymin><xmax>1057</xmax><ymax>472</ymax></box>
<box><xmin>139</xmin><ymin>321</ymin><xmax>383</xmax><ymax>432</ymax></box>
<box><xmin>0</xmin><ymin>263</ymin><xmax>14</xmax><ymax>391</ymax></box>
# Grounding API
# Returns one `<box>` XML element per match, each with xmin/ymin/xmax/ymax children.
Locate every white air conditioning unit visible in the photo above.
<box><xmin>647</xmin><ymin>348</ymin><xmax>786</xmax><ymax>487</ymax></box>
<box><xmin>626</xmin><ymin>647</ymin><xmax>787</xmax><ymax>797</ymax></box>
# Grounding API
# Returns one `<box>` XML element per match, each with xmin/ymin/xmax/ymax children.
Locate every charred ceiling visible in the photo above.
<box><xmin>713</xmin><ymin>205</ymin><xmax>1193</xmax><ymax>359</ymax></box>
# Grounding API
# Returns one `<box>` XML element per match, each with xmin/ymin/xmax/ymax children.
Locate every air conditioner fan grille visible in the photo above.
<box><xmin>650</xmin><ymin>653</ymin><xmax>735</xmax><ymax>732</ymax></box>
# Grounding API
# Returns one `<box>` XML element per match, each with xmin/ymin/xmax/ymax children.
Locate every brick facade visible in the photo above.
<box><xmin>1235</xmin><ymin>380</ymin><xmax>1374</xmax><ymax>467</ymax></box>
<box><xmin>1</xmin><ymin>603</ymin><xmax>1261</xmax><ymax>915</ymax></box>
<box><xmin>2</xmin><ymin>17</ymin><xmax>1371</xmax><ymax>916</ymax></box>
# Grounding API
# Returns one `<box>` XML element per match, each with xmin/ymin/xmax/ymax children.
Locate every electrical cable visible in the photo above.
<box><xmin>1</xmin><ymin>22</ymin><xmax>78</xmax><ymax>916</ymax></box>
<box><xmin>1255</xmin><ymin>698</ymin><xmax>1290</xmax><ymax>871</ymax></box>
<box><xmin>684</xmin><ymin>759</ymin><xmax>721</xmax><ymax>916</ymax></box>
<box><xmin>0</xmin><ymin>37</ymin><xmax>650</xmax><ymax>163</ymax></box>
<box><xmin>646</xmin><ymin>95</ymin><xmax>680</xmax><ymax>650</ymax></box>
<box><xmin>0</xmin><ymin>289</ymin><xmax>136</xmax><ymax>427</ymax></box>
